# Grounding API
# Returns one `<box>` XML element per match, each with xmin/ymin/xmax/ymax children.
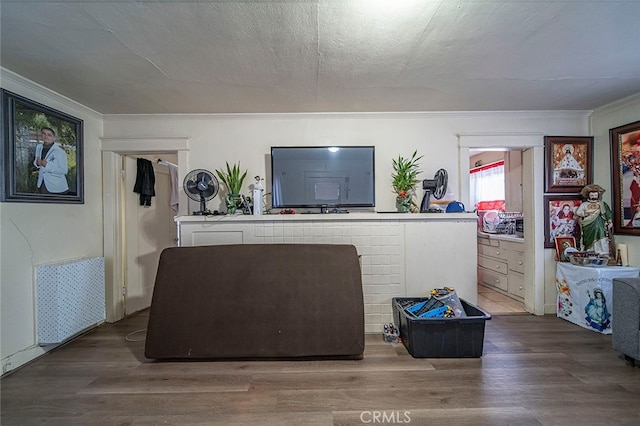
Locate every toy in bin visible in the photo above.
<box><xmin>403</xmin><ymin>287</ymin><xmax>466</xmax><ymax>318</ymax></box>
<box><xmin>431</xmin><ymin>287</ymin><xmax>466</xmax><ymax>318</ymax></box>
<box><xmin>404</xmin><ymin>297</ymin><xmax>453</xmax><ymax>319</ymax></box>
<box><xmin>406</xmin><ymin>297</ymin><xmax>451</xmax><ymax>318</ymax></box>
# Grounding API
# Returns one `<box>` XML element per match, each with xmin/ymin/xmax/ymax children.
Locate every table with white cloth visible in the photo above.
<box><xmin>556</xmin><ymin>262</ymin><xmax>640</xmax><ymax>334</ymax></box>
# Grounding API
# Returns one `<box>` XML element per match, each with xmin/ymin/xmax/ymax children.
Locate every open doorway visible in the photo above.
<box><xmin>102</xmin><ymin>137</ymin><xmax>189</xmax><ymax>322</ymax></box>
<box><xmin>122</xmin><ymin>154</ymin><xmax>178</xmax><ymax>315</ymax></box>
<box><xmin>458</xmin><ymin>133</ymin><xmax>546</xmax><ymax>316</ymax></box>
<box><xmin>470</xmin><ymin>149</ymin><xmax>527</xmax><ymax>315</ymax></box>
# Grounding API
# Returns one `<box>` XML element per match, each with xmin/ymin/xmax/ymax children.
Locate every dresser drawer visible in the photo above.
<box><xmin>500</xmin><ymin>239</ymin><xmax>524</xmax><ymax>253</ymax></box>
<box><xmin>478</xmin><ymin>266</ymin><xmax>508</xmax><ymax>291</ymax></box>
<box><xmin>478</xmin><ymin>243</ymin><xmax>509</xmax><ymax>261</ymax></box>
<box><xmin>508</xmin><ymin>251</ymin><xmax>525</xmax><ymax>274</ymax></box>
<box><xmin>478</xmin><ymin>254</ymin><xmax>508</xmax><ymax>275</ymax></box>
<box><xmin>478</xmin><ymin>235</ymin><xmax>499</xmax><ymax>247</ymax></box>
<box><xmin>508</xmin><ymin>271</ymin><xmax>525</xmax><ymax>299</ymax></box>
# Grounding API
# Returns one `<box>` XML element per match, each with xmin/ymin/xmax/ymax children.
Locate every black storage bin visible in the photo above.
<box><xmin>392</xmin><ymin>297</ymin><xmax>491</xmax><ymax>358</ymax></box>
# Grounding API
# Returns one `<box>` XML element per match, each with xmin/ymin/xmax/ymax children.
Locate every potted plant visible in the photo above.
<box><xmin>391</xmin><ymin>150</ymin><xmax>423</xmax><ymax>212</ymax></box>
<box><xmin>215</xmin><ymin>161</ymin><xmax>248</xmax><ymax>214</ymax></box>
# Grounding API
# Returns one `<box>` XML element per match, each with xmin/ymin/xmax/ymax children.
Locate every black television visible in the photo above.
<box><xmin>271</xmin><ymin>146</ymin><xmax>375</xmax><ymax>209</ymax></box>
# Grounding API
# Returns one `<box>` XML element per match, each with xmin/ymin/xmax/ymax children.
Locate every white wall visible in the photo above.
<box><xmin>5</xmin><ymin>64</ymin><xmax>633</xmax><ymax>373</ymax></box>
<box><xmin>104</xmin><ymin>111</ymin><xmax>590</xmax><ymax>316</ymax></box>
<box><xmin>470</xmin><ymin>151</ymin><xmax>505</xmax><ymax>168</ymax></box>
<box><xmin>0</xmin><ymin>69</ymin><xmax>104</xmax><ymax>373</ymax></box>
<box><xmin>104</xmin><ymin>112</ymin><xmax>590</xmax><ymax>212</ymax></box>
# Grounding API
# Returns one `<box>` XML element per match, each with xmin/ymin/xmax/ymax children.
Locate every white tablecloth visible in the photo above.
<box><xmin>556</xmin><ymin>262</ymin><xmax>640</xmax><ymax>334</ymax></box>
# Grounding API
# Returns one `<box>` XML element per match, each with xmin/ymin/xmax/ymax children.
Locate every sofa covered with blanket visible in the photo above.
<box><xmin>612</xmin><ymin>277</ymin><xmax>640</xmax><ymax>365</ymax></box>
<box><xmin>145</xmin><ymin>244</ymin><xmax>364</xmax><ymax>360</ymax></box>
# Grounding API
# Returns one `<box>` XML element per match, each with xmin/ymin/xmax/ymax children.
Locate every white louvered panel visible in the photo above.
<box><xmin>36</xmin><ymin>257</ymin><xmax>105</xmax><ymax>345</ymax></box>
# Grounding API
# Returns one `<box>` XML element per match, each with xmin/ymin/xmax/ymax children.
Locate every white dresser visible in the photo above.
<box><xmin>477</xmin><ymin>233</ymin><xmax>525</xmax><ymax>301</ymax></box>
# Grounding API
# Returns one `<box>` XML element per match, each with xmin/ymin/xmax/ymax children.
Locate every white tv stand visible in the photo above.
<box><xmin>175</xmin><ymin>212</ymin><xmax>478</xmax><ymax>333</ymax></box>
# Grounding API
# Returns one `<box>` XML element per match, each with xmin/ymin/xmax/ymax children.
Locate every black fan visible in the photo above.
<box><xmin>183</xmin><ymin>169</ymin><xmax>219</xmax><ymax>215</ymax></box>
<box><xmin>420</xmin><ymin>168</ymin><xmax>448</xmax><ymax>212</ymax></box>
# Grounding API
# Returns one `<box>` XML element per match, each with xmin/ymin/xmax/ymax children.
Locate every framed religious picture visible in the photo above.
<box><xmin>544</xmin><ymin>136</ymin><xmax>593</xmax><ymax>193</ymax></box>
<box><xmin>1</xmin><ymin>89</ymin><xmax>84</xmax><ymax>203</ymax></box>
<box><xmin>610</xmin><ymin>119</ymin><xmax>640</xmax><ymax>235</ymax></box>
<box><xmin>544</xmin><ymin>194</ymin><xmax>583</xmax><ymax>248</ymax></box>
<box><xmin>554</xmin><ymin>236</ymin><xmax>577</xmax><ymax>262</ymax></box>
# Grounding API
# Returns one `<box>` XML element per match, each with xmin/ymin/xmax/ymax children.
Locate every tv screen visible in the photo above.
<box><xmin>271</xmin><ymin>146</ymin><xmax>375</xmax><ymax>209</ymax></box>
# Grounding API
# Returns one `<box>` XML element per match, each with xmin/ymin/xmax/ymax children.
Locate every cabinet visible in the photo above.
<box><xmin>477</xmin><ymin>234</ymin><xmax>525</xmax><ymax>300</ymax></box>
<box><xmin>505</xmin><ymin>150</ymin><xmax>523</xmax><ymax>212</ymax></box>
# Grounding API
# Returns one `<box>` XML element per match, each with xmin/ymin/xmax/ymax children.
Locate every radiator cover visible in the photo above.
<box><xmin>36</xmin><ymin>257</ymin><xmax>106</xmax><ymax>345</ymax></box>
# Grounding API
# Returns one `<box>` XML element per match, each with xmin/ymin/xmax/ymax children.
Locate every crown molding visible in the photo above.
<box><xmin>103</xmin><ymin>109</ymin><xmax>593</xmax><ymax>122</ymax></box>
<box><xmin>592</xmin><ymin>92</ymin><xmax>640</xmax><ymax>117</ymax></box>
<box><xmin>0</xmin><ymin>67</ymin><xmax>102</xmax><ymax>120</ymax></box>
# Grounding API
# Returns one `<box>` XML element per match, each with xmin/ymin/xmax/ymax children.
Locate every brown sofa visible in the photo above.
<box><xmin>145</xmin><ymin>244</ymin><xmax>364</xmax><ymax>360</ymax></box>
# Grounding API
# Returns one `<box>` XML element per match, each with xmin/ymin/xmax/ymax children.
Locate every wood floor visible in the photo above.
<box><xmin>2</xmin><ymin>309</ymin><xmax>639</xmax><ymax>426</ymax></box>
<box><xmin>477</xmin><ymin>284</ymin><xmax>527</xmax><ymax>315</ymax></box>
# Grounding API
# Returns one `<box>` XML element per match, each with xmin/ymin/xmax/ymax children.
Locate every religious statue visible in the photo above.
<box><xmin>575</xmin><ymin>184</ymin><xmax>613</xmax><ymax>257</ymax></box>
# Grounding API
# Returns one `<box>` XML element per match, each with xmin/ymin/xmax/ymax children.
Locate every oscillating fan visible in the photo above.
<box><xmin>420</xmin><ymin>168</ymin><xmax>448</xmax><ymax>212</ymax></box>
<box><xmin>183</xmin><ymin>169</ymin><xmax>219</xmax><ymax>215</ymax></box>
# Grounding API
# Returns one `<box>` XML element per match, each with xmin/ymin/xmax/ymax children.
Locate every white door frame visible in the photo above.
<box><xmin>458</xmin><ymin>133</ymin><xmax>546</xmax><ymax>315</ymax></box>
<box><xmin>101</xmin><ymin>137</ymin><xmax>189</xmax><ymax>322</ymax></box>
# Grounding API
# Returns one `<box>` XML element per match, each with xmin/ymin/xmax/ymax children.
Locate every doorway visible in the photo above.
<box><xmin>102</xmin><ymin>137</ymin><xmax>189</xmax><ymax>322</ymax></box>
<box><xmin>458</xmin><ymin>133</ymin><xmax>546</xmax><ymax>315</ymax></box>
<box><xmin>470</xmin><ymin>148</ymin><xmax>527</xmax><ymax>315</ymax></box>
<box><xmin>123</xmin><ymin>155</ymin><xmax>177</xmax><ymax>314</ymax></box>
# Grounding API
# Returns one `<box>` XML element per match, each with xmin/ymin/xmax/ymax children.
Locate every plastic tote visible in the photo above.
<box><xmin>392</xmin><ymin>297</ymin><xmax>491</xmax><ymax>358</ymax></box>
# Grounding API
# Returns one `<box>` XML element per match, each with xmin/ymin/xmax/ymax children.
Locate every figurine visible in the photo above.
<box><xmin>575</xmin><ymin>184</ymin><xmax>613</xmax><ymax>257</ymax></box>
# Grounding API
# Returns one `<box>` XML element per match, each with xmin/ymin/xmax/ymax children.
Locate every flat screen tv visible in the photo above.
<box><xmin>271</xmin><ymin>146</ymin><xmax>375</xmax><ymax>209</ymax></box>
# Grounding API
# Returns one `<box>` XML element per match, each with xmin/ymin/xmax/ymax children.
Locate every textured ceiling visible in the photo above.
<box><xmin>1</xmin><ymin>0</ymin><xmax>639</xmax><ymax>114</ymax></box>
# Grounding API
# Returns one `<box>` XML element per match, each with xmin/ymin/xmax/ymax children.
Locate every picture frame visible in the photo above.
<box><xmin>544</xmin><ymin>194</ymin><xmax>583</xmax><ymax>248</ymax></box>
<box><xmin>554</xmin><ymin>236</ymin><xmax>577</xmax><ymax>262</ymax></box>
<box><xmin>1</xmin><ymin>89</ymin><xmax>83</xmax><ymax>203</ymax></box>
<box><xmin>610</xmin><ymin>120</ymin><xmax>640</xmax><ymax>235</ymax></box>
<box><xmin>544</xmin><ymin>136</ymin><xmax>593</xmax><ymax>193</ymax></box>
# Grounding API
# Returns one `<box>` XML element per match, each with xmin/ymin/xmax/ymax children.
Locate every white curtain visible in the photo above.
<box><xmin>470</xmin><ymin>161</ymin><xmax>505</xmax><ymax>209</ymax></box>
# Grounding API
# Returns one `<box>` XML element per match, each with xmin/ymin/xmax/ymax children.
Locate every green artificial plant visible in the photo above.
<box><xmin>391</xmin><ymin>150</ymin><xmax>423</xmax><ymax>212</ymax></box>
<box><xmin>215</xmin><ymin>161</ymin><xmax>248</xmax><ymax>195</ymax></box>
<box><xmin>391</xmin><ymin>150</ymin><xmax>423</xmax><ymax>196</ymax></box>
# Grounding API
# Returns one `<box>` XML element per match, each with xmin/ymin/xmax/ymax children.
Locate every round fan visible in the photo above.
<box><xmin>183</xmin><ymin>169</ymin><xmax>219</xmax><ymax>215</ymax></box>
<box><xmin>419</xmin><ymin>168</ymin><xmax>448</xmax><ymax>212</ymax></box>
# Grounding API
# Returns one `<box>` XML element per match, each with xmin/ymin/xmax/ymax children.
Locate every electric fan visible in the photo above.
<box><xmin>420</xmin><ymin>168</ymin><xmax>448</xmax><ymax>212</ymax></box>
<box><xmin>183</xmin><ymin>169</ymin><xmax>219</xmax><ymax>215</ymax></box>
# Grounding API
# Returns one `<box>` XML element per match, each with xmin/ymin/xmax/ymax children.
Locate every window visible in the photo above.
<box><xmin>470</xmin><ymin>160</ymin><xmax>505</xmax><ymax>210</ymax></box>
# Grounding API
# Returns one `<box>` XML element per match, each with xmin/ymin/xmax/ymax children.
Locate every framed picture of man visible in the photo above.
<box><xmin>610</xmin><ymin>119</ymin><xmax>640</xmax><ymax>235</ymax></box>
<box><xmin>1</xmin><ymin>89</ymin><xmax>84</xmax><ymax>203</ymax></box>
<box><xmin>544</xmin><ymin>194</ymin><xmax>582</xmax><ymax>248</ymax></box>
<box><xmin>544</xmin><ymin>136</ymin><xmax>593</xmax><ymax>193</ymax></box>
